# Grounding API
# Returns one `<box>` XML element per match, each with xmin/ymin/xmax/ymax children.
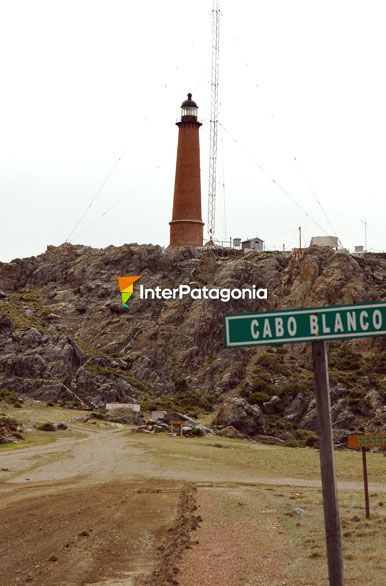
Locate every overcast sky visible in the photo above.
<box><xmin>1</xmin><ymin>0</ymin><xmax>385</xmax><ymax>262</ymax></box>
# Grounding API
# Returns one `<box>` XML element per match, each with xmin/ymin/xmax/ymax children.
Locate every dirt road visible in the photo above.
<box><xmin>2</xmin><ymin>426</ymin><xmax>385</xmax><ymax>490</ymax></box>
<box><xmin>1</xmin><ymin>426</ymin><xmax>385</xmax><ymax>585</ymax></box>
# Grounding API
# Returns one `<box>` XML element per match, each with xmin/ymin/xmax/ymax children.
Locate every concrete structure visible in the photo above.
<box><xmin>105</xmin><ymin>402</ymin><xmax>141</xmax><ymax>413</ymax></box>
<box><xmin>170</xmin><ymin>93</ymin><xmax>204</xmax><ymax>247</ymax></box>
<box><xmin>242</xmin><ymin>237</ymin><xmax>264</xmax><ymax>252</ymax></box>
<box><xmin>310</xmin><ymin>236</ymin><xmax>339</xmax><ymax>249</ymax></box>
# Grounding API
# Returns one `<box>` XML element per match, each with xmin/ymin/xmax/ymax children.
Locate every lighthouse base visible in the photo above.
<box><xmin>169</xmin><ymin>219</ymin><xmax>204</xmax><ymax>247</ymax></box>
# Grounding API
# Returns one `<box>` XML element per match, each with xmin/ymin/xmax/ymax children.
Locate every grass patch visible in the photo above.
<box><xmin>278</xmin><ymin>485</ymin><xmax>386</xmax><ymax>585</ymax></box>
<box><xmin>125</xmin><ymin>433</ymin><xmax>386</xmax><ymax>484</ymax></box>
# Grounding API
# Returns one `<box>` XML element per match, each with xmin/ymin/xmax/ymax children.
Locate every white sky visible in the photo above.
<box><xmin>1</xmin><ymin>0</ymin><xmax>385</xmax><ymax>261</ymax></box>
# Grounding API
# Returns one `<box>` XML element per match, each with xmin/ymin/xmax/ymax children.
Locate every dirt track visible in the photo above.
<box><xmin>1</xmin><ymin>426</ymin><xmax>385</xmax><ymax>585</ymax></box>
<box><xmin>2</xmin><ymin>426</ymin><xmax>384</xmax><ymax>490</ymax></box>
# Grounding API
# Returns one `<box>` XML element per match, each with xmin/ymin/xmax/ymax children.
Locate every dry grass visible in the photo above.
<box><xmin>0</xmin><ymin>400</ymin><xmax>88</xmax><ymax>451</ymax></box>
<box><xmin>127</xmin><ymin>433</ymin><xmax>386</xmax><ymax>485</ymax></box>
<box><xmin>271</xmin><ymin>485</ymin><xmax>386</xmax><ymax>585</ymax></box>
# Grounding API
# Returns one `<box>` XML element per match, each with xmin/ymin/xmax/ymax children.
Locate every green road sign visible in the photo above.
<box><xmin>224</xmin><ymin>302</ymin><xmax>386</xmax><ymax>347</ymax></box>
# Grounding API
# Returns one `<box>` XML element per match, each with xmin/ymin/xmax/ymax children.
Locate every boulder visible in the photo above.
<box><xmin>213</xmin><ymin>397</ymin><xmax>265</xmax><ymax>436</ymax></box>
<box><xmin>285</xmin><ymin>392</ymin><xmax>308</xmax><ymax>423</ymax></box>
<box><xmin>263</xmin><ymin>395</ymin><xmax>283</xmax><ymax>414</ymax></box>
<box><xmin>216</xmin><ymin>425</ymin><xmax>245</xmax><ymax>439</ymax></box>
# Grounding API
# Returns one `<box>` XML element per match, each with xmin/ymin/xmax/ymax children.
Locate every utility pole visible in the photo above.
<box><xmin>207</xmin><ymin>0</ymin><xmax>221</xmax><ymax>243</ymax></box>
<box><xmin>299</xmin><ymin>226</ymin><xmax>302</xmax><ymax>249</ymax></box>
<box><xmin>361</xmin><ymin>219</ymin><xmax>367</xmax><ymax>251</ymax></box>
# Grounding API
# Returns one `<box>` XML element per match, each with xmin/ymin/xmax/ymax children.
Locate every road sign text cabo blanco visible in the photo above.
<box><xmin>225</xmin><ymin>302</ymin><xmax>386</xmax><ymax>347</ymax></box>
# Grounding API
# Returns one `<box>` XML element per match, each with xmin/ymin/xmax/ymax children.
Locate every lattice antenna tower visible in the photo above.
<box><xmin>207</xmin><ymin>0</ymin><xmax>221</xmax><ymax>243</ymax></box>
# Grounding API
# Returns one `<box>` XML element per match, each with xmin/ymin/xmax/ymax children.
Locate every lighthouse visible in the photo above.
<box><xmin>169</xmin><ymin>93</ymin><xmax>204</xmax><ymax>247</ymax></box>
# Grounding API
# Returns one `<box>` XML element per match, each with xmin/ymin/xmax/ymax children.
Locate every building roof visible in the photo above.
<box><xmin>181</xmin><ymin>93</ymin><xmax>198</xmax><ymax>108</ymax></box>
<box><xmin>242</xmin><ymin>236</ymin><xmax>264</xmax><ymax>243</ymax></box>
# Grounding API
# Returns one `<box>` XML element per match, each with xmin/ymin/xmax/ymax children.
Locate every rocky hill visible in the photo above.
<box><xmin>0</xmin><ymin>243</ymin><xmax>385</xmax><ymax>442</ymax></box>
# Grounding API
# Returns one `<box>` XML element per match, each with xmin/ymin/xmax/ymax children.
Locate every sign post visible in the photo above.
<box><xmin>224</xmin><ymin>301</ymin><xmax>386</xmax><ymax>586</ymax></box>
<box><xmin>311</xmin><ymin>341</ymin><xmax>344</xmax><ymax>586</ymax></box>
<box><xmin>362</xmin><ymin>448</ymin><xmax>370</xmax><ymax>520</ymax></box>
<box><xmin>347</xmin><ymin>434</ymin><xmax>386</xmax><ymax>519</ymax></box>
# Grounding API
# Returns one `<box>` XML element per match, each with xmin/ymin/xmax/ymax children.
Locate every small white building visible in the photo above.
<box><xmin>242</xmin><ymin>237</ymin><xmax>264</xmax><ymax>252</ymax></box>
<box><xmin>105</xmin><ymin>402</ymin><xmax>141</xmax><ymax>413</ymax></box>
<box><xmin>310</xmin><ymin>236</ymin><xmax>339</xmax><ymax>249</ymax></box>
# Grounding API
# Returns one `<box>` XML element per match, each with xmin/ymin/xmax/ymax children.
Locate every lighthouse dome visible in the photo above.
<box><xmin>181</xmin><ymin>93</ymin><xmax>198</xmax><ymax>108</ymax></box>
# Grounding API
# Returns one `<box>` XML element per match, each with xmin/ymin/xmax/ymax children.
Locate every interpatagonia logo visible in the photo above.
<box><xmin>117</xmin><ymin>276</ymin><xmax>267</xmax><ymax>308</ymax></box>
<box><xmin>117</xmin><ymin>276</ymin><xmax>141</xmax><ymax>309</ymax></box>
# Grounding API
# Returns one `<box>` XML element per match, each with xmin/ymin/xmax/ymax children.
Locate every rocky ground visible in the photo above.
<box><xmin>0</xmin><ymin>243</ymin><xmax>385</xmax><ymax>442</ymax></box>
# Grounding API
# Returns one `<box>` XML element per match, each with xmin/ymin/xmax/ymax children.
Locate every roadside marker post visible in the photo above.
<box><xmin>362</xmin><ymin>448</ymin><xmax>370</xmax><ymax>520</ymax></box>
<box><xmin>347</xmin><ymin>434</ymin><xmax>386</xmax><ymax>519</ymax></box>
<box><xmin>170</xmin><ymin>419</ymin><xmax>184</xmax><ymax>437</ymax></box>
<box><xmin>224</xmin><ymin>301</ymin><xmax>386</xmax><ymax>586</ymax></box>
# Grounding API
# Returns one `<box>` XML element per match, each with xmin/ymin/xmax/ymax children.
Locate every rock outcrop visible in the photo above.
<box><xmin>0</xmin><ymin>243</ymin><xmax>385</xmax><ymax>438</ymax></box>
<box><xmin>213</xmin><ymin>397</ymin><xmax>266</xmax><ymax>435</ymax></box>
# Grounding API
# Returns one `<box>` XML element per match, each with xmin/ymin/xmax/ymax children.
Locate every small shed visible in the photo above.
<box><xmin>241</xmin><ymin>237</ymin><xmax>264</xmax><ymax>252</ymax></box>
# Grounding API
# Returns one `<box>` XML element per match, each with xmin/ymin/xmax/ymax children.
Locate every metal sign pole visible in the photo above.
<box><xmin>361</xmin><ymin>447</ymin><xmax>370</xmax><ymax>519</ymax></box>
<box><xmin>311</xmin><ymin>340</ymin><xmax>345</xmax><ymax>586</ymax></box>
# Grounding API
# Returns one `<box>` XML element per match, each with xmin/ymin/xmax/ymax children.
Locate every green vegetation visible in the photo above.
<box><xmin>141</xmin><ymin>389</ymin><xmax>215</xmax><ymax>419</ymax></box>
<box><xmin>73</xmin><ymin>336</ymin><xmax>103</xmax><ymax>357</ymax></box>
<box><xmin>0</xmin><ymin>387</ymin><xmax>23</xmax><ymax>406</ymax></box>
<box><xmin>347</xmin><ymin>388</ymin><xmax>373</xmax><ymax>416</ymax></box>
<box><xmin>0</xmin><ymin>415</ymin><xmax>20</xmax><ymax>430</ymax></box>
<box><xmin>0</xmin><ymin>289</ymin><xmax>47</xmax><ymax>331</ymax></box>
<box><xmin>237</xmin><ymin>340</ymin><xmax>385</xmax><ymax>439</ymax></box>
<box><xmin>90</xmin><ymin>411</ymin><xmax>107</xmax><ymax>420</ymax></box>
<box><xmin>256</xmin><ymin>352</ymin><xmax>291</xmax><ymax>375</ymax></box>
<box><xmin>292</xmin><ymin>428</ymin><xmax>318</xmax><ymax>447</ymax></box>
<box><xmin>330</xmin><ymin>344</ymin><xmax>363</xmax><ymax>371</ymax></box>
<box><xmin>241</xmin><ymin>369</ymin><xmax>311</xmax><ymax>406</ymax></box>
<box><xmin>83</xmin><ymin>363</ymin><xmax>147</xmax><ymax>391</ymax></box>
<box><xmin>247</xmin><ymin>391</ymin><xmax>271</xmax><ymax>404</ymax></box>
<box><xmin>35</xmin><ymin>422</ymin><xmax>56</xmax><ymax>432</ymax></box>
<box><xmin>367</xmin><ymin>351</ymin><xmax>386</xmax><ymax>374</ymax></box>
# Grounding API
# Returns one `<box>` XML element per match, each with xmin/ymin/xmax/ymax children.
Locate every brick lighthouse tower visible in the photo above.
<box><xmin>169</xmin><ymin>93</ymin><xmax>204</xmax><ymax>247</ymax></box>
